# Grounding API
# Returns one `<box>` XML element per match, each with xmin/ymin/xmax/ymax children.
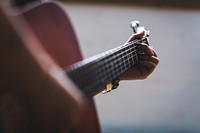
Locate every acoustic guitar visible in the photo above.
<box><xmin>0</xmin><ymin>2</ymin><xmax>149</xmax><ymax>133</ymax></box>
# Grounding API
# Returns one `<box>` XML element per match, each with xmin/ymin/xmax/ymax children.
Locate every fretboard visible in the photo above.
<box><xmin>65</xmin><ymin>40</ymin><xmax>140</xmax><ymax>97</ymax></box>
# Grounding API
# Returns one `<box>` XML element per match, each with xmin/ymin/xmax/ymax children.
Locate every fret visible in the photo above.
<box><xmin>65</xmin><ymin>41</ymin><xmax>139</xmax><ymax>96</ymax></box>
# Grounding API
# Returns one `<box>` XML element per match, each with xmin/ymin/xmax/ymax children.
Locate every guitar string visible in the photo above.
<box><xmin>73</xmin><ymin>49</ymin><xmax>137</xmax><ymax>95</ymax></box>
<box><xmin>68</xmin><ymin>50</ymin><xmax>137</xmax><ymax>95</ymax></box>
<box><xmin>66</xmin><ymin>44</ymin><xmax>137</xmax><ymax>80</ymax></box>
<box><xmin>65</xmin><ymin>39</ymin><xmax>139</xmax><ymax>72</ymax></box>
<box><xmin>85</xmin><ymin>47</ymin><xmax>138</xmax><ymax>93</ymax></box>
<box><xmin>66</xmin><ymin>42</ymin><xmax>138</xmax><ymax>93</ymax></box>
<box><xmin>66</xmin><ymin>40</ymin><xmax>140</xmax><ymax>95</ymax></box>
<box><xmin>96</xmin><ymin>46</ymin><xmax>137</xmax><ymax>80</ymax></box>
<box><xmin>66</xmin><ymin>40</ymin><xmax>138</xmax><ymax>75</ymax></box>
<box><xmin>67</xmin><ymin>47</ymin><xmax>138</xmax><ymax>94</ymax></box>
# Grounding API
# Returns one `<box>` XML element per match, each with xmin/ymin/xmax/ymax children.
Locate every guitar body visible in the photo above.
<box><xmin>21</xmin><ymin>2</ymin><xmax>101</xmax><ymax>133</ymax></box>
<box><xmin>0</xmin><ymin>2</ymin><xmax>100</xmax><ymax>133</ymax></box>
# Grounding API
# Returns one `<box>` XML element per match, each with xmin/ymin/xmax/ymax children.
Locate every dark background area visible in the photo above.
<box><xmin>13</xmin><ymin>0</ymin><xmax>200</xmax><ymax>9</ymax></box>
<box><xmin>64</xmin><ymin>0</ymin><xmax>200</xmax><ymax>8</ymax></box>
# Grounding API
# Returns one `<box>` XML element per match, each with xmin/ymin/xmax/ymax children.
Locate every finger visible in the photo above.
<box><xmin>151</xmin><ymin>56</ymin><xmax>159</xmax><ymax>65</ymax></box>
<box><xmin>134</xmin><ymin>31</ymin><xmax>145</xmax><ymax>39</ymax></box>
<box><xmin>137</xmin><ymin>44</ymin><xmax>154</xmax><ymax>56</ymax></box>
<box><xmin>139</xmin><ymin>56</ymin><xmax>159</xmax><ymax>65</ymax></box>
<box><xmin>138</xmin><ymin>60</ymin><xmax>157</xmax><ymax>72</ymax></box>
<box><xmin>127</xmin><ymin>31</ymin><xmax>145</xmax><ymax>43</ymax></box>
<box><xmin>150</xmin><ymin>47</ymin><xmax>158</xmax><ymax>57</ymax></box>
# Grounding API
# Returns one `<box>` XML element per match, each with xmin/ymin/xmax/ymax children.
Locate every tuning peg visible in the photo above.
<box><xmin>130</xmin><ymin>20</ymin><xmax>140</xmax><ymax>33</ymax></box>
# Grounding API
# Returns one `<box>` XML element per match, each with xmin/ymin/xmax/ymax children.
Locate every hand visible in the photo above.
<box><xmin>119</xmin><ymin>31</ymin><xmax>159</xmax><ymax>80</ymax></box>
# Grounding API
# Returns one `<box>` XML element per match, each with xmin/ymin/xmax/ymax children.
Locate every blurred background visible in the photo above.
<box><xmin>62</xmin><ymin>0</ymin><xmax>200</xmax><ymax>133</ymax></box>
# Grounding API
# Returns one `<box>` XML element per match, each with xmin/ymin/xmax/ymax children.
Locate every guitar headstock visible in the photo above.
<box><xmin>130</xmin><ymin>20</ymin><xmax>150</xmax><ymax>45</ymax></box>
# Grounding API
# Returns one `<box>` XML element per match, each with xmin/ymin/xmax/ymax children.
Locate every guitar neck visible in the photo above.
<box><xmin>65</xmin><ymin>40</ymin><xmax>139</xmax><ymax>97</ymax></box>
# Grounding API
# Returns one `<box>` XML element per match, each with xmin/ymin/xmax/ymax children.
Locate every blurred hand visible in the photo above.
<box><xmin>119</xmin><ymin>31</ymin><xmax>159</xmax><ymax>80</ymax></box>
